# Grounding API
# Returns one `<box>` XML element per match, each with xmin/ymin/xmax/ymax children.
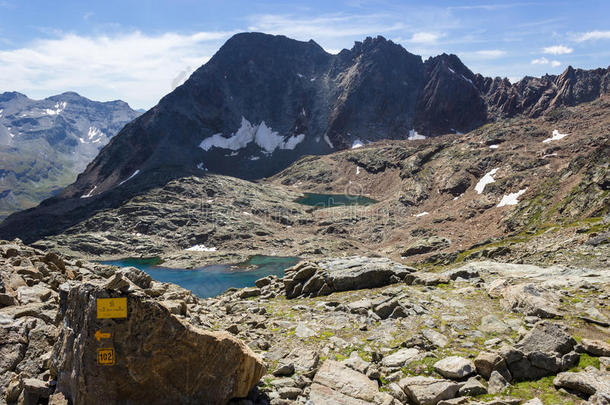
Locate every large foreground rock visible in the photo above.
<box><xmin>51</xmin><ymin>282</ymin><xmax>265</xmax><ymax>405</ymax></box>
<box><xmin>500</xmin><ymin>283</ymin><xmax>562</xmax><ymax>318</ymax></box>
<box><xmin>284</xmin><ymin>257</ymin><xmax>414</xmax><ymax>298</ymax></box>
<box><xmin>309</xmin><ymin>360</ymin><xmax>379</xmax><ymax>404</ymax></box>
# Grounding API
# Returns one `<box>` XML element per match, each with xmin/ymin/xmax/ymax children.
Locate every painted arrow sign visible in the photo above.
<box><xmin>94</xmin><ymin>330</ymin><xmax>111</xmax><ymax>342</ymax></box>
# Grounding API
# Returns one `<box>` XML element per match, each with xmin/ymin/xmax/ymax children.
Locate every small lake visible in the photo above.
<box><xmin>295</xmin><ymin>193</ymin><xmax>377</xmax><ymax>208</ymax></box>
<box><xmin>101</xmin><ymin>255</ymin><xmax>300</xmax><ymax>298</ymax></box>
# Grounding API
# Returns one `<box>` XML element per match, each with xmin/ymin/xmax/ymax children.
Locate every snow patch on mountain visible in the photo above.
<box><xmin>351</xmin><ymin>139</ymin><xmax>364</xmax><ymax>149</ymax></box>
<box><xmin>475</xmin><ymin>168</ymin><xmax>499</xmax><ymax>194</ymax></box>
<box><xmin>45</xmin><ymin>101</ymin><xmax>67</xmax><ymax>116</ymax></box>
<box><xmin>199</xmin><ymin>117</ymin><xmax>305</xmax><ymax>153</ymax></box>
<box><xmin>498</xmin><ymin>188</ymin><xmax>527</xmax><ymax>207</ymax></box>
<box><xmin>408</xmin><ymin>129</ymin><xmax>426</xmax><ymax>140</ymax></box>
<box><xmin>118</xmin><ymin>170</ymin><xmax>140</xmax><ymax>186</ymax></box>
<box><xmin>543</xmin><ymin>129</ymin><xmax>568</xmax><ymax>143</ymax></box>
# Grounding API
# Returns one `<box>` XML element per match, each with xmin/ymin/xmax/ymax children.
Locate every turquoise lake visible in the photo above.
<box><xmin>295</xmin><ymin>193</ymin><xmax>377</xmax><ymax>208</ymax></box>
<box><xmin>101</xmin><ymin>255</ymin><xmax>300</xmax><ymax>298</ymax></box>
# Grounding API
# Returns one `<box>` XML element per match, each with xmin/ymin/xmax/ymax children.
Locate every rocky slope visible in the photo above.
<box><xmin>0</xmin><ymin>92</ymin><xmax>140</xmax><ymax>219</ymax></box>
<box><xmin>1</xmin><ymin>241</ymin><xmax>608</xmax><ymax>404</ymax></box>
<box><xmin>1</xmin><ymin>33</ymin><xmax>608</xmax><ymax>243</ymax></box>
<box><xmin>21</xmin><ymin>96</ymin><xmax>608</xmax><ymax>273</ymax></box>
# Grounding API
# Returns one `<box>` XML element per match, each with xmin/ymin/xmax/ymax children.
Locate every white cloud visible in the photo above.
<box><xmin>531</xmin><ymin>57</ymin><xmax>561</xmax><ymax>68</ymax></box>
<box><xmin>542</xmin><ymin>45</ymin><xmax>573</xmax><ymax>55</ymax></box>
<box><xmin>0</xmin><ymin>30</ymin><xmax>234</xmax><ymax>109</ymax></box>
<box><xmin>408</xmin><ymin>32</ymin><xmax>441</xmax><ymax>44</ymax></box>
<box><xmin>474</xmin><ymin>49</ymin><xmax>506</xmax><ymax>58</ymax></box>
<box><xmin>247</xmin><ymin>13</ymin><xmax>408</xmax><ymax>40</ymax></box>
<box><xmin>574</xmin><ymin>30</ymin><xmax>610</xmax><ymax>42</ymax></box>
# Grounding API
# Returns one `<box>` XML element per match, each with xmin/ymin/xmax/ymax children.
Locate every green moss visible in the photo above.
<box><xmin>572</xmin><ymin>353</ymin><xmax>600</xmax><ymax>371</ymax></box>
<box><xmin>504</xmin><ymin>376</ymin><xmax>581</xmax><ymax>404</ymax></box>
<box><xmin>401</xmin><ymin>356</ymin><xmax>438</xmax><ymax>376</ymax></box>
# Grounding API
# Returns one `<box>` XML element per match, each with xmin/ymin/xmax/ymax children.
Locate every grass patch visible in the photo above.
<box><xmin>401</xmin><ymin>356</ymin><xmax>438</xmax><ymax>377</ymax></box>
<box><xmin>504</xmin><ymin>376</ymin><xmax>581</xmax><ymax>405</ymax></box>
<box><xmin>571</xmin><ymin>353</ymin><xmax>600</xmax><ymax>371</ymax></box>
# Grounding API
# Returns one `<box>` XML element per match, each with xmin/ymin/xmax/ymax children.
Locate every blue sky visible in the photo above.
<box><xmin>0</xmin><ymin>0</ymin><xmax>609</xmax><ymax>109</ymax></box>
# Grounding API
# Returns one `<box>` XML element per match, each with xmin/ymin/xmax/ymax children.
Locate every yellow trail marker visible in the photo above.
<box><xmin>97</xmin><ymin>348</ymin><xmax>115</xmax><ymax>365</ymax></box>
<box><xmin>94</xmin><ymin>330</ymin><xmax>111</xmax><ymax>342</ymax></box>
<box><xmin>96</xmin><ymin>297</ymin><xmax>127</xmax><ymax>319</ymax></box>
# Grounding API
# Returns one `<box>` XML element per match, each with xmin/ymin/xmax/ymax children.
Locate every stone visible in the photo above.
<box><xmin>118</xmin><ymin>266</ymin><xmax>152</xmax><ymax>289</ymax></box>
<box><xmin>16</xmin><ymin>285</ymin><xmax>53</xmax><ymax>304</ymax></box>
<box><xmin>160</xmin><ymin>300</ymin><xmax>187</xmax><ymax>316</ymax></box>
<box><xmin>407</xmin><ymin>272</ymin><xmax>450</xmax><ymax>286</ymax></box>
<box><xmin>295</xmin><ymin>323</ymin><xmax>316</xmax><ymax>338</ymax></box>
<box><xmin>51</xmin><ymin>283</ymin><xmax>265</xmax><ymax>405</ymax></box>
<box><xmin>48</xmin><ymin>392</ymin><xmax>70</xmax><ymax>405</ymax></box>
<box><xmin>254</xmin><ymin>276</ymin><xmax>272</xmax><ymax>288</ymax></box>
<box><xmin>273</xmin><ymin>363</ymin><xmax>295</xmax><ymax>377</ymax></box>
<box><xmin>398</xmin><ymin>376</ymin><xmax>459</xmax><ymax>405</ymax></box>
<box><xmin>433</xmin><ymin>356</ymin><xmax>475</xmax><ymax>380</ymax></box>
<box><xmin>22</xmin><ymin>378</ymin><xmax>52</xmax><ymax>404</ymax></box>
<box><xmin>458</xmin><ymin>376</ymin><xmax>487</xmax><ymax>396</ymax></box>
<box><xmin>515</xmin><ymin>321</ymin><xmax>576</xmax><ymax>356</ymax></box>
<box><xmin>287</xmin><ymin>348</ymin><xmax>319</xmax><ymax>377</ymax></box>
<box><xmin>342</xmin><ymin>351</ymin><xmax>370</xmax><ymax>374</ymax></box>
<box><xmin>286</xmin><ymin>257</ymin><xmax>414</xmax><ymax>299</ymax></box>
<box><xmin>474</xmin><ymin>351</ymin><xmax>509</xmax><ymax>380</ymax></box>
<box><xmin>278</xmin><ymin>386</ymin><xmax>302</xmax><ymax>400</ymax></box>
<box><xmin>479</xmin><ymin>315</ymin><xmax>510</xmax><ymax>334</ymax></box>
<box><xmin>553</xmin><ymin>370</ymin><xmax>610</xmax><ymax>398</ymax></box>
<box><xmin>308</xmin><ymin>383</ymin><xmax>373</xmax><ymax>405</ymax></box>
<box><xmin>441</xmin><ymin>267</ymin><xmax>480</xmax><ymax>281</ymax></box>
<box><xmin>313</xmin><ymin>360</ymin><xmax>379</xmax><ymax>402</ymax></box>
<box><xmin>581</xmin><ymin>339</ymin><xmax>610</xmax><ymax>357</ymax></box>
<box><xmin>500</xmin><ymin>283</ymin><xmax>562</xmax><ymax>318</ymax></box>
<box><xmin>523</xmin><ymin>398</ymin><xmax>543</xmax><ymax>405</ymax></box>
<box><xmin>402</xmin><ymin>236</ymin><xmax>451</xmax><ymax>256</ymax></box>
<box><xmin>381</xmin><ymin>348</ymin><xmax>421</xmax><ymax>368</ymax></box>
<box><xmin>488</xmin><ymin>370</ymin><xmax>509</xmax><ymax>394</ymax></box>
<box><xmin>239</xmin><ymin>287</ymin><xmax>262</xmax><ymax>299</ymax></box>
<box><xmin>423</xmin><ymin>329</ymin><xmax>448</xmax><ymax>348</ymax></box>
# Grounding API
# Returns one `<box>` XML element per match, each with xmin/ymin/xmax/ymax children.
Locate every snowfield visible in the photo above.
<box><xmin>543</xmin><ymin>129</ymin><xmax>568</xmax><ymax>143</ymax></box>
<box><xmin>475</xmin><ymin>168</ymin><xmax>499</xmax><ymax>194</ymax></box>
<box><xmin>497</xmin><ymin>188</ymin><xmax>528</xmax><ymax>207</ymax></box>
<box><xmin>199</xmin><ymin>117</ymin><xmax>305</xmax><ymax>153</ymax></box>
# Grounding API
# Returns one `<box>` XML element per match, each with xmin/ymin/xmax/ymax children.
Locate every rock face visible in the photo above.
<box><xmin>500</xmin><ymin>283</ymin><xmax>562</xmax><ymax>318</ymax></box>
<box><xmin>51</xmin><ymin>283</ymin><xmax>265</xmax><ymax>405</ymax></box>
<box><xmin>554</xmin><ymin>369</ymin><xmax>610</xmax><ymax>400</ymax></box>
<box><xmin>283</xmin><ymin>257</ymin><xmax>414</xmax><ymax>298</ymax></box>
<box><xmin>0</xmin><ymin>239</ymin><xmax>272</xmax><ymax>405</ymax></box>
<box><xmin>0</xmin><ymin>91</ymin><xmax>140</xmax><ymax>219</ymax></box>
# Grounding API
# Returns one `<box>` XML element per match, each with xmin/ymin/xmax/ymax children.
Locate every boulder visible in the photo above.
<box><xmin>433</xmin><ymin>356</ymin><xmax>475</xmax><ymax>380</ymax></box>
<box><xmin>474</xmin><ymin>351</ymin><xmax>509</xmax><ymax>380</ymax></box>
<box><xmin>500</xmin><ymin>283</ymin><xmax>562</xmax><ymax>318</ymax></box>
<box><xmin>284</xmin><ymin>257</ymin><xmax>414</xmax><ymax>299</ymax></box>
<box><xmin>515</xmin><ymin>321</ymin><xmax>576</xmax><ymax>356</ymax></box>
<box><xmin>581</xmin><ymin>339</ymin><xmax>610</xmax><ymax>357</ymax></box>
<box><xmin>402</xmin><ymin>236</ymin><xmax>451</xmax><ymax>256</ymax></box>
<box><xmin>382</xmin><ymin>348</ymin><xmax>422</xmax><ymax>368</ymax></box>
<box><xmin>487</xmin><ymin>370</ymin><xmax>509</xmax><ymax>394</ymax></box>
<box><xmin>312</xmin><ymin>360</ymin><xmax>379</xmax><ymax>403</ymax></box>
<box><xmin>458</xmin><ymin>376</ymin><xmax>487</xmax><ymax>396</ymax></box>
<box><xmin>51</xmin><ymin>283</ymin><xmax>265</xmax><ymax>405</ymax></box>
<box><xmin>554</xmin><ymin>369</ymin><xmax>610</xmax><ymax>399</ymax></box>
<box><xmin>398</xmin><ymin>376</ymin><xmax>459</xmax><ymax>405</ymax></box>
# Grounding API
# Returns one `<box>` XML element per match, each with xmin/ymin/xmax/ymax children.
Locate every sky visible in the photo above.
<box><xmin>0</xmin><ymin>0</ymin><xmax>609</xmax><ymax>110</ymax></box>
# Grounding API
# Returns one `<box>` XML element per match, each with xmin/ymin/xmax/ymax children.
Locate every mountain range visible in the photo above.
<box><xmin>0</xmin><ymin>32</ymin><xmax>608</xmax><ymax>243</ymax></box>
<box><xmin>0</xmin><ymin>91</ymin><xmax>140</xmax><ymax>219</ymax></box>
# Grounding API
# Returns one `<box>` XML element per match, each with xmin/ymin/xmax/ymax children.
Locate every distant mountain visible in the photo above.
<box><xmin>0</xmin><ymin>32</ymin><xmax>608</xmax><ymax>242</ymax></box>
<box><xmin>0</xmin><ymin>91</ymin><xmax>141</xmax><ymax>218</ymax></box>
